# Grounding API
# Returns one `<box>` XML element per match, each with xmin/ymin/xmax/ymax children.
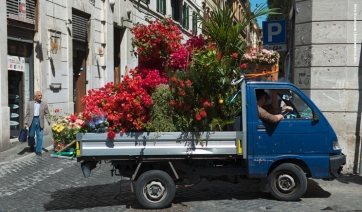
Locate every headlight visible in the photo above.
<box><xmin>333</xmin><ymin>141</ymin><xmax>341</xmax><ymax>150</ymax></box>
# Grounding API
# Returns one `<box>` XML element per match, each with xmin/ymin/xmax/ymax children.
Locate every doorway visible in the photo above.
<box><xmin>7</xmin><ymin>40</ymin><xmax>33</xmax><ymax>137</ymax></box>
<box><xmin>73</xmin><ymin>47</ymin><xmax>86</xmax><ymax>114</ymax></box>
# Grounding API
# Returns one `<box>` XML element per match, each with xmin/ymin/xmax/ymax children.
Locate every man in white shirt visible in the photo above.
<box><xmin>24</xmin><ymin>91</ymin><xmax>51</xmax><ymax>156</ymax></box>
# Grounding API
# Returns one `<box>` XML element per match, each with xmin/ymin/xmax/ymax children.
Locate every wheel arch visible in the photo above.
<box><xmin>268</xmin><ymin>158</ymin><xmax>312</xmax><ymax>178</ymax></box>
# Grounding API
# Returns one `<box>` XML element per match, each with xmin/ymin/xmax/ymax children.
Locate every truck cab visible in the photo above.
<box><xmin>245</xmin><ymin>81</ymin><xmax>345</xmax><ymax>200</ymax></box>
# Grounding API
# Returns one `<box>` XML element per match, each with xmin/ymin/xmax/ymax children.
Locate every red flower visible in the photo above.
<box><xmin>55</xmin><ymin>108</ymin><xmax>60</xmax><ymax>113</ymax></box>
<box><xmin>169</xmin><ymin>101</ymin><xmax>175</xmax><ymax>106</ymax></box>
<box><xmin>240</xmin><ymin>63</ymin><xmax>247</xmax><ymax>70</ymax></box>
<box><xmin>203</xmin><ymin>101</ymin><xmax>211</xmax><ymax>107</ymax></box>
<box><xmin>195</xmin><ymin>114</ymin><xmax>202</xmax><ymax>121</ymax></box>
<box><xmin>200</xmin><ymin>110</ymin><xmax>207</xmax><ymax>117</ymax></box>
<box><xmin>231</xmin><ymin>53</ymin><xmax>238</xmax><ymax>59</ymax></box>
<box><xmin>217</xmin><ymin>52</ymin><xmax>222</xmax><ymax>62</ymax></box>
<box><xmin>69</xmin><ymin>115</ymin><xmax>77</xmax><ymax>122</ymax></box>
<box><xmin>178</xmin><ymin>91</ymin><xmax>185</xmax><ymax>96</ymax></box>
<box><xmin>171</xmin><ymin>77</ymin><xmax>177</xmax><ymax>83</ymax></box>
<box><xmin>186</xmin><ymin>79</ymin><xmax>192</xmax><ymax>86</ymax></box>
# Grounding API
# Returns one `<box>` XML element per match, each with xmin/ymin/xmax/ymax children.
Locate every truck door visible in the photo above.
<box><xmin>248</xmin><ymin>86</ymin><xmax>330</xmax><ymax>177</ymax></box>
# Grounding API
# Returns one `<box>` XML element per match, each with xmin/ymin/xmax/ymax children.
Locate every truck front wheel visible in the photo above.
<box><xmin>268</xmin><ymin>163</ymin><xmax>307</xmax><ymax>201</ymax></box>
<box><xmin>135</xmin><ymin>170</ymin><xmax>176</xmax><ymax>209</ymax></box>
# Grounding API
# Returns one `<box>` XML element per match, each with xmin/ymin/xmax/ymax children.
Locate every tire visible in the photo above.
<box><xmin>268</xmin><ymin>163</ymin><xmax>307</xmax><ymax>201</ymax></box>
<box><xmin>135</xmin><ymin>170</ymin><xmax>176</xmax><ymax>209</ymax></box>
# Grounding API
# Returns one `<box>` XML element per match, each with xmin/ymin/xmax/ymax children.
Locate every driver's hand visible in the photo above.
<box><xmin>282</xmin><ymin>106</ymin><xmax>293</xmax><ymax>111</ymax></box>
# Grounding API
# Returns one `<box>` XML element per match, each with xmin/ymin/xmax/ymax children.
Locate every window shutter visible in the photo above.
<box><xmin>192</xmin><ymin>11</ymin><xmax>197</xmax><ymax>33</ymax></box>
<box><xmin>157</xmin><ymin>0</ymin><xmax>166</xmax><ymax>15</ymax></box>
<box><xmin>171</xmin><ymin>0</ymin><xmax>180</xmax><ymax>22</ymax></box>
<box><xmin>183</xmin><ymin>4</ymin><xmax>189</xmax><ymax>29</ymax></box>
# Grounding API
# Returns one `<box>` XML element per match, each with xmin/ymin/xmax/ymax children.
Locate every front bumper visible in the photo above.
<box><xmin>329</xmin><ymin>153</ymin><xmax>346</xmax><ymax>178</ymax></box>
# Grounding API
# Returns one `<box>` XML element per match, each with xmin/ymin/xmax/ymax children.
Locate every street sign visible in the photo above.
<box><xmin>262</xmin><ymin>20</ymin><xmax>287</xmax><ymax>52</ymax></box>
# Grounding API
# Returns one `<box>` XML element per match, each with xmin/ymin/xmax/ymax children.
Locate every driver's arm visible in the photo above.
<box><xmin>258</xmin><ymin>106</ymin><xmax>283</xmax><ymax>123</ymax></box>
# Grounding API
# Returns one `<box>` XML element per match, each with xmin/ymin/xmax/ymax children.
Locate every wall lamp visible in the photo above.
<box><xmin>109</xmin><ymin>0</ymin><xmax>115</xmax><ymax>7</ymax></box>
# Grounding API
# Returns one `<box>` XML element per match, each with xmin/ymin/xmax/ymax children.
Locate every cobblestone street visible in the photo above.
<box><xmin>1</xmin><ymin>142</ymin><xmax>362</xmax><ymax>212</ymax></box>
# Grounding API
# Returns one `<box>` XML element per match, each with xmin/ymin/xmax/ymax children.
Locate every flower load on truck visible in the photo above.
<box><xmin>51</xmin><ymin>4</ymin><xmax>281</xmax><ymax>145</ymax></box>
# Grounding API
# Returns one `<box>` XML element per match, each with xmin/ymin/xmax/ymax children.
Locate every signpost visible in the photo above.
<box><xmin>262</xmin><ymin>20</ymin><xmax>287</xmax><ymax>52</ymax></box>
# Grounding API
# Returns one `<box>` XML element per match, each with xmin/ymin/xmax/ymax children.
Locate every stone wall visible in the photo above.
<box><xmin>294</xmin><ymin>0</ymin><xmax>362</xmax><ymax>173</ymax></box>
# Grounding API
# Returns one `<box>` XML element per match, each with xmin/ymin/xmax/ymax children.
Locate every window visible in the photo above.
<box><xmin>287</xmin><ymin>91</ymin><xmax>313</xmax><ymax>119</ymax></box>
<box><xmin>171</xmin><ymin>0</ymin><xmax>180</xmax><ymax>22</ymax></box>
<box><xmin>141</xmin><ymin>0</ymin><xmax>150</xmax><ymax>4</ymax></box>
<box><xmin>256</xmin><ymin>89</ymin><xmax>314</xmax><ymax>121</ymax></box>
<box><xmin>274</xmin><ymin>89</ymin><xmax>313</xmax><ymax>120</ymax></box>
<box><xmin>192</xmin><ymin>11</ymin><xmax>197</xmax><ymax>33</ymax></box>
<box><xmin>182</xmin><ymin>4</ymin><xmax>189</xmax><ymax>29</ymax></box>
<box><xmin>157</xmin><ymin>0</ymin><xmax>166</xmax><ymax>15</ymax></box>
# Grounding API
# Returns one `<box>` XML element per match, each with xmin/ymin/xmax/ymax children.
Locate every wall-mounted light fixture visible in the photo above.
<box><xmin>65</xmin><ymin>19</ymin><xmax>72</xmax><ymax>26</ymax></box>
<box><xmin>121</xmin><ymin>9</ymin><xmax>132</xmax><ymax>27</ymax></box>
<box><xmin>109</xmin><ymin>0</ymin><xmax>115</xmax><ymax>7</ymax></box>
<box><xmin>49</xmin><ymin>83</ymin><xmax>62</xmax><ymax>91</ymax></box>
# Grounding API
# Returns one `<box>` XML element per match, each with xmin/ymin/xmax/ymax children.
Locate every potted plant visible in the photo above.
<box><xmin>241</xmin><ymin>47</ymin><xmax>280</xmax><ymax>80</ymax></box>
<box><xmin>50</xmin><ymin>109</ymin><xmax>87</xmax><ymax>151</ymax></box>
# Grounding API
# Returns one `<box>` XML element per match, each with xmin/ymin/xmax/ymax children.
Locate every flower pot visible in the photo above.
<box><xmin>246</xmin><ymin>63</ymin><xmax>279</xmax><ymax>81</ymax></box>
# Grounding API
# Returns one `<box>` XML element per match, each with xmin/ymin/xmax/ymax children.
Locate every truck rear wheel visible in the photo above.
<box><xmin>268</xmin><ymin>163</ymin><xmax>307</xmax><ymax>201</ymax></box>
<box><xmin>135</xmin><ymin>170</ymin><xmax>176</xmax><ymax>209</ymax></box>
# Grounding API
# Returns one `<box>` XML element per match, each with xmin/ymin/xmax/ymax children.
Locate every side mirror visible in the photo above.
<box><xmin>313</xmin><ymin>110</ymin><xmax>320</xmax><ymax>122</ymax></box>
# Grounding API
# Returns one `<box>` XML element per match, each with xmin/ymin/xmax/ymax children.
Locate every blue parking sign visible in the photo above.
<box><xmin>262</xmin><ymin>20</ymin><xmax>286</xmax><ymax>45</ymax></box>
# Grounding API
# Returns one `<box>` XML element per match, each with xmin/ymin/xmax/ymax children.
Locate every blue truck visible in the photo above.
<box><xmin>76</xmin><ymin>79</ymin><xmax>346</xmax><ymax>209</ymax></box>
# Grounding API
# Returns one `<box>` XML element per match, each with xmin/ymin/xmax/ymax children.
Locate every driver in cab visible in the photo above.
<box><xmin>256</xmin><ymin>89</ymin><xmax>293</xmax><ymax>124</ymax></box>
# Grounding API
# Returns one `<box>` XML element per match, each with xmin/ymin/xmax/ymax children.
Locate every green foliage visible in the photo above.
<box><xmin>149</xmin><ymin>84</ymin><xmax>176</xmax><ymax>132</ymax></box>
<box><xmin>197</xmin><ymin>2</ymin><xmax>280</xmax><ymax>57</ymax></box>
<box><xmin>165</xmin><ymin>47</ymin><xmax>242</xmax><ymax>132</ymax></box>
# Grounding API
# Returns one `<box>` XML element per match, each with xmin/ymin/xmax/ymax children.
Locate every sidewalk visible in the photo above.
<box><xmin>0</xmin><ymin>134</ymin><xmax>54</xmax><ymax>164</ymax></box>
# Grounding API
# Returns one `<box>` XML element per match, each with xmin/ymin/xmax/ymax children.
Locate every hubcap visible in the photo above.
<box><xmin>145</xmin><ymin>181</ymin><xmax>165</xmax><ymax>201</ymax></box>
<box><xmin>277</xmin><ymin>174</ymin><xmax>296</xmax><ymax>192</ymax></box>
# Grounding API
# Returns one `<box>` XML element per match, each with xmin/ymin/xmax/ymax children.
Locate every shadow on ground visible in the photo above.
<box><xmin>302</xmin><ymin>179</ymin><xmax>331</xmax><ymax>198</ymax></box>
<box><xmin>43</xmin><ymin>178</ymin><xmax>329</xmax><ymax>211</ymax></box>
<box><xmin>336</xmin><ymin>174</ymin><xmax>362</xmax><ymax>185</ymax></box>
<box><xmin>17</xmin><ymin>146</ymin><xmax>49</xmax><ymax>155</ymax></box>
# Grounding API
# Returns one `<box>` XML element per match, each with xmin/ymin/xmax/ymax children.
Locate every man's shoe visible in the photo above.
<box><xmin>36</xmin><ymin>152</ymin><xmax>42</xmax><ymax>156</ymax></box>
<box><xmin>29</xmin><ymin>146</ymin><xmax>35</xmax><ymax>152</ymax></box>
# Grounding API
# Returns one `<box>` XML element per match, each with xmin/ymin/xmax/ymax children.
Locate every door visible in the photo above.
<box><xmin>8</xmin><ymin>70</ymin><xmax>23</xmax><ymax>137</ymax></box>
<box><xmin>248</xmin><ymin>85</ymin><xmax>330</xmax><ymax>177</ymax></box>
<box><xmin>251</xmin><ymin>86</ymin><xmax>329</xmax><ymax>154</ymax></box>
<box><xmin>73</xmin><ymin>49</ymin><xmax>86</xmax><ymax>114</ymax></box>
<box><xmin>114</xmin><ymin>27</ymin><xmax>121</xmax><ymax>84</ymax></box>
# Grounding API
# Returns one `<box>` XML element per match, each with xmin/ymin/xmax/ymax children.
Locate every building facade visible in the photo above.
<box><xmin>0</xmin><ymin>0</ymin><xmax>203</xmax><ymax>152</ymax></box>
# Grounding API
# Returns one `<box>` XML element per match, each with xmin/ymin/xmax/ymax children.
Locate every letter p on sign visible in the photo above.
<box><xmin>262</xmin><ymin>20</ymin><xmax>286</xmax><ymax>45</ymax></box>
<box><xmin>268</xmin><ymin>23</ymin><xmax>282</xmax><ymax>42</ymax></box>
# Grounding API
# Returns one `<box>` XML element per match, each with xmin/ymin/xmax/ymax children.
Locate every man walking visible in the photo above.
<box><xmin>24</xmin><ymin>91</ymin><xmax>51</xmax><ymax>156</ymax></box>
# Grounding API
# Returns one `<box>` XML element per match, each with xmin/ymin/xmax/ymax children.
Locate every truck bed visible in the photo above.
<box><xmin>76</xmin><ymin>131</ymin><xmax>243</xmax><ymax>160</ymax></box>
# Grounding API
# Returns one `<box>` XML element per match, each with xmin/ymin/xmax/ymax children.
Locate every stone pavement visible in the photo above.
<box><xmin>0</xmin><ymin>134</ymin><xmax>53</xmax><ymax>164</ymax></box>
<box><xmin>1</xmin><ymin>137</ymin><xmax>362</xmax><ymax>211</ymax></box>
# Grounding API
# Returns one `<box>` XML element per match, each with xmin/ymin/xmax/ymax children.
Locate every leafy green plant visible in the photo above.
<box><xmin>149</xmin><ymin>84</ymin><xmax>176</xmax><ymax>132</ymax></box>
<box><xmin>197</xmin><ymin>2</ymin><xmax>280</xmax><ymax>57</ymax></box>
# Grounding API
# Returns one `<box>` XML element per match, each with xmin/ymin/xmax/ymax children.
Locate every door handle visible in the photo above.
<box><xmin>257</xmin><ymin>125</ymin><xmax>266</xmax><ymax>129</ymax></box>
